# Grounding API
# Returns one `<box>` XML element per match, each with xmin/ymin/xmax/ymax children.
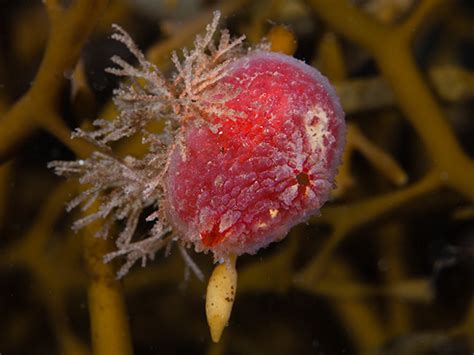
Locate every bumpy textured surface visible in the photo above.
<box><xmin>165</xmin><ymin>51</ymin><xmax>345</xmax><ymax>260</ymax></box>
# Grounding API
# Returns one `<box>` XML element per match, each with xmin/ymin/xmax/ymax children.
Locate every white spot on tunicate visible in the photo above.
<box><xmin>199</xmin><ymin>207</ymin><xmax>212</xmax><ymax>225</ymax></box>
<box><xmin>269</xmin><ymin>208</ymin><xmax>279</xmax><ymax>218</ymax></box>
<box><xmin>208</xmin><ymin>123</ymin><xmax>222</xmax><ymax>134</ymax></box>
<box><xmin>279</xmin><ymin>184</ymin><xmax>298</xmax><ymax>206</ymax></box>
<box><xmin>219</xmin><ymin>210</ymin><xmax>241</xmax><ymax>232</ymax></box>
<box><xmin>304</xmin><ymin>105</ymin><xmax>333</xmax><ymax>158</ymax></box>
<box><xmin>305</xmin><ymin>188</ymin><xmax>316</xmax><ymax>201</ymax></box>
<box><xmin>257</xmin><ymin>222</ymin><xmax>268</xmax><ymax>229</ymax></box>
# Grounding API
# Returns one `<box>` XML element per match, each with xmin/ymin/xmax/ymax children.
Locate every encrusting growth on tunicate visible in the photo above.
<box><xmin>48</xmin><ymin>11</ymin><xmax>345</xmax><ymax>342</ymax></box>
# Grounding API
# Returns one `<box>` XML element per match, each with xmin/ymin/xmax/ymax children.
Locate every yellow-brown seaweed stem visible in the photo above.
<box><xmin>206</xmin><ymin>255</ymin><xmax>238</xmax><ymax>343</ymax></box>
<box><xmin>0</xmin><ymin>0</ymin><xmax>107</xmax><ymax>162</ymax></box>
<box><xmin>307</xmin><ymin>0</ymin><xmax>474</xmax><ymax>201</ymax></box>
<box><xmin>83</xmin><ymin>219</ymin><xmax>133</xmax><ymax>355</ymax></box>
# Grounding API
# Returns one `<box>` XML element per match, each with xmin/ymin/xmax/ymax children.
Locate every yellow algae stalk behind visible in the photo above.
<box><xmin>206</xmin><ymin>255</ymin><xmax>237</xmax><ymax>343</ymax></box>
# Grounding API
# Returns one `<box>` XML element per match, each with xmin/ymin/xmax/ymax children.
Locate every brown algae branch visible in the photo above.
<box><xmin>83</xmin><ymin>210</ymin><xmax>134</xmax><ymax>355</ymax></box>
<box><xmin>0</xmin><ymin>0</ymin><xmax>108</xmax><ymax>162</ymax></box>
<box><xmin>307</xmin><ymin>0</ymin><xmax>474</xmax><ymax>201</ymax></box>
<box><xmin>335</xmin><ymin>66</ymin><xmax>474</xmax><ymax>114</ymax></box>
<box><xmin>302</xmin><ymin>172</ymin><xmax>443</xmax><ymax>283</ymax></box>
<box><xmin>0</xmin><ymin>1</ymin><xmax>134</xmax><ymax>353</ymax></box>
<box><xmin>146</xmin><ymin>0</ymin><xmax>252</xmax><ymax>68</ymax></box>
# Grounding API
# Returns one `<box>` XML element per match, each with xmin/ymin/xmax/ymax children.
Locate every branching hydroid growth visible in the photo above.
<box><xmin>49</xmin><ymin>11</ymin><xmax>252</xmax><ymax>277</ymax></box>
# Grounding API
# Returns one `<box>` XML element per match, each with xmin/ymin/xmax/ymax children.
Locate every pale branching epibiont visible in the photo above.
<box><xmin>48</xmin><ymin>11</ymin><xmax>253</xmax><ymax>278</ymax></box>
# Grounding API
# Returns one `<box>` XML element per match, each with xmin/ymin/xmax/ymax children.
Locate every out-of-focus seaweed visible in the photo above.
<box><xmin>0</xmin><ymin>1</ymin><xmax>473</xmax><ymax>354</ymax></box>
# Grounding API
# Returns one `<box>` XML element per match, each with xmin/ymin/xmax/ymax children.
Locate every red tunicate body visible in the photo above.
<box><xmin>165</xmin><ymin>51</ymin><xmax>345</xmax><ymax>260</ymax></box>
